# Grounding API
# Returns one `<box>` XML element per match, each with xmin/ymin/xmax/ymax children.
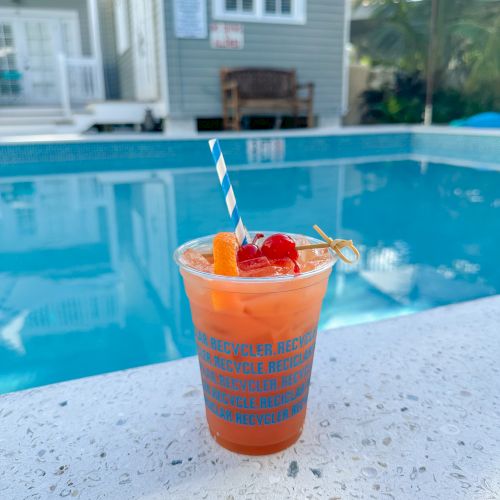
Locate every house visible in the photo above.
<box><xmin>0</xmin><ymin>0</ymin><xmax>349</xmax><ymax>135</ymax></box>
<box><xmin>0</xmin><ymin>0</ymin><xmax>167</xmax><ymax>135</ymax></box>
<box><xmin>164</xmin><ymin>0</ymin><xmax>350</xmax><ymax>132</ymax></box>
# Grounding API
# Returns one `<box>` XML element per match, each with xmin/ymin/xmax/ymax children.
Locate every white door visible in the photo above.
<box><xmin>19</xmin><ymin>18</ymin><xmax>60</xmax><ymax>104</ymax></box>
<box><xmin>0</xmin><ymin>9</ymin><xmax>81</xmax><ymax>105</ymax></box>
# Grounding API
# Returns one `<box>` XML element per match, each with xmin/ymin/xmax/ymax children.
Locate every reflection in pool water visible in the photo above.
<box><xmin>0</xmin><ymin>159</ymin><xmax>499</xmax><ymax>393</ymax></box>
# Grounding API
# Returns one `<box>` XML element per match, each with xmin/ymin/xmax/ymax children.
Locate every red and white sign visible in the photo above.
<box><xmin>210</xmin><ymin>23</ymin><xmax>244</xmax><ymax>50</ymax></box>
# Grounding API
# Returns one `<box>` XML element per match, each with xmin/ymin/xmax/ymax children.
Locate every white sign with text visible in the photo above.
<box><xmin>210</xmin><ymin>23</ymin><xmax>244</xmax><ymax>49</ymax></box>
<box><xmin>174</xmin><ymin>0</ymin><xmax>207</xmax><ymax>39</ymax></box>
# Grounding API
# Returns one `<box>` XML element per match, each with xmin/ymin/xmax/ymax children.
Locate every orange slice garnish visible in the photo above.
<box><xmin>213</xmin><ymin>232</ymin><xmax>239</xmax><ymax>277</ymax></box>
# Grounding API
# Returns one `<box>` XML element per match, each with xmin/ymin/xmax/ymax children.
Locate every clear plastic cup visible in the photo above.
<box><xmin>174</xmin><ymin>233</ymin><xmax>335</xmax><ymax>455</ymax></box>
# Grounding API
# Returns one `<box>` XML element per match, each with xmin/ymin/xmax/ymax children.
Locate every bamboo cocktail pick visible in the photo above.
<box><xmin>298</xmin><ymin>225</ymin><xmax>360</xmax><ymax>265</ymax></box>
<box><xmin>202</xmin><ymin>225</ymin><xmax>360</xmax><ymax>265</ymax></box>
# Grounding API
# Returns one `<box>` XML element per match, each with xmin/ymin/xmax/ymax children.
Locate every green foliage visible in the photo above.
<box><xmin>360</xmin><ymin>72</ymin><xmax>424</xmax><ymax>124</ymax></box>
<box><xmin>360</xmin><ymin>71</ymin><xmax>486</xmax><ymax>124</ymax></box>
<box><xmin>352</xmin><ymin>0</ymin><xmax>500</xmax><ymax>122</ymax></box>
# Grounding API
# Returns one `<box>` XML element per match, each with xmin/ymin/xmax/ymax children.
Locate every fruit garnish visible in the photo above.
<box><xmin>213</xmin><ymin>232</ymin><xmax>239</xmax><ymax>276</ymax></box>
<box><xmin>238</xmin><ymin>256</ymin><xmax>270</xmax><ymax>272</ymax></box>
<box><xmin>236</xmin><ymin>233</ymin><xmax>265</xmax><ymax>264</ymax></box>
<box><xmin>202</xmin><ymin>226</ymin><xmax>360</xmax><ymax>277</ymax></box>
<box><xmin>261</xmin><ymin>234</ymin><xmax>300</xmax><ymax>273</ymax></box>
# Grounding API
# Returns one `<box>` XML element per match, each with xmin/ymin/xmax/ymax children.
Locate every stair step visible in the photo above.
<box><xmin>0</xmin><ymin>124</ymin><xmax>59</xmax><ymax>136</ymax></box>
<box><xmin>0</xmin><ymin>116</ymin><xmax>70</xmax><ymax>126</ymax></box>
<box><xmin>0</xmin><ymin>106</ymin><xmax>65</xmax><ymax>118</ymax></box>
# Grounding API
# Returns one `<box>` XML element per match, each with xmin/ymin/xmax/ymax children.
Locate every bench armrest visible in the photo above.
<box><xmin>297</xmin><ymin>82</ymin><xmax>314</xmax><ymax>100</ymax></box>
<box><xmin>222</xmin><ymin>80</ymin><xmax>239</xmax><ymax>94</ymax></box>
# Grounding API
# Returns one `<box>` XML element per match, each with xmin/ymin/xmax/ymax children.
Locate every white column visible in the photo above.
<box><xmin>341</xmin><ymin>0</ymin><xmax>352</xmax><ymax>118</ymax></box>
<box><xmin>87</xmin><ymin>0</ymin><xmax>106</xmax><ymax>100</ymax></box>
<box><xmin>57</xmin><ymin>53</ymin><xmax>71</xmax><ymax>117</ymax></box>
<box><xmin>156</xmin><ymin>0</ymin><xmax>170</xmax><ymax>118</ymax></box>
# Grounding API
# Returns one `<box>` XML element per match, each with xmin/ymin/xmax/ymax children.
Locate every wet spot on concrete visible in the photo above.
<box><xmin>287</xmin><ymin>461</ymin><xmax>299</xmax><ymax>478</ymax></box>
<box><xmin>310</xmin><ymin>468</ymin><xmax>322</xmax><ymax>478</ymax></box>
<box><xmin>361</xmin><ymin>467</ymin><xmax>377</xmax><ymax>478</ymax></box>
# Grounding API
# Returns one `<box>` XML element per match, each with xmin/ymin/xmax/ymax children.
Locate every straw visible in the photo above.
<box><xmin>208</xmin><ymin>138</ymin><xmax>249</xmax><ymax>246</ymax></box>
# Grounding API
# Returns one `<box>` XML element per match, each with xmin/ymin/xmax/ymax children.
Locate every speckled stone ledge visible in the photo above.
<box><xmin>1</xmin><ymin>296</ymin><xmax>500</xmax><ymax>500</ymax></box>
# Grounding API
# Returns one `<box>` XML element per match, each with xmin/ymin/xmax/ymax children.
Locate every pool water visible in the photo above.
<box><xmin>1</xmin><ymin>159</ymin><xmax>499</xmax><ymax>393</ymax></box>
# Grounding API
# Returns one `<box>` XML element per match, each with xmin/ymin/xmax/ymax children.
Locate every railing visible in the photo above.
<box><xmin>57</xmin><ymin>54</ymin><xmax>105</xmax><ymax>116</ymax></box>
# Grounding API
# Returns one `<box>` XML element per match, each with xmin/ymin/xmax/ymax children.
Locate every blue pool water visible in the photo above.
<box><xmin>1</xmin><ymin>157</ymin><xmax>499</xmax><ymax>393</ymax></box>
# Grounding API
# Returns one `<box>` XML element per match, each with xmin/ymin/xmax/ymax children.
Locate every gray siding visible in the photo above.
<box><xmin>164</xmin><ymin>0</ymin><xmax>347</xmax><ymax>120</ymax></box>
<box><xmin>98</xmin><ymin>0</ymin><xmax>120</xmax><ymax>99</ymax></box>
<box><xmin>0</xmin><ymin>0</ymin><xmax>91</xmax><ymax>55</ymax></box>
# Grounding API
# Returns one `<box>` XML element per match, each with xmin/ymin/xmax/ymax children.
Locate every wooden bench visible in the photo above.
<box><xmin>220</xmin><ymin>68</ymin><xmax>314</xmax><ymax>131</ymax></box>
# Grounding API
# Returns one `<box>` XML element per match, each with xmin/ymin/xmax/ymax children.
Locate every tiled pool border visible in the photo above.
<box><xmin>0</xmin><ymin>127</ymin><xmax>499</xmax><ymax>174</ymax></box>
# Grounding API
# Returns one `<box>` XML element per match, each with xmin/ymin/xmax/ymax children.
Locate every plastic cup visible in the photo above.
<box><xmin>174</xmin><ymin>233</ymin><xmax>335</xmax><ymax>455</ymax></box>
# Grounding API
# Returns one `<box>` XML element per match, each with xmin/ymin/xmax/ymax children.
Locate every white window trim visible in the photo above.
<box><xmin>114</xmin><ymin>0</ymin><xmax>130</xmax><ymax>55</ymax></box>
<box><xmin>0</xmin><ymin>7</ymin><xmax>79</xmax><ymax>21</ymax></box>
<box><xmin>212</xmin><ymin>0</ymin><xmax>306</xmax><ymax>25</ymax></box>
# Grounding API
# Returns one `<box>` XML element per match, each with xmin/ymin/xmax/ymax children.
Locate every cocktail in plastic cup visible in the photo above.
<box><xmin>174</xmin><ymin>232</ymin><xmax>335</xmax><ymax>455</ymax></box>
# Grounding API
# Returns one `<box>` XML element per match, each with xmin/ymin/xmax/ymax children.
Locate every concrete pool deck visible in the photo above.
<box><xmin>1</xmin><ymin>296</ymin><xmax>499</xmax><ymax>499</ymax></box>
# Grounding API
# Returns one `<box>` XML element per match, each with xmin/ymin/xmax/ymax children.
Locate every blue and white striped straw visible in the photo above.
<box><xmin>208</xmin><ymin>138</ymin><xmax>249</xmax><ymax>246</ymax></box>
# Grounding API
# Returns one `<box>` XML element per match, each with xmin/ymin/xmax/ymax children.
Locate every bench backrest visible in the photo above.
<box><xmin>221</xmin><ymin>68</ymin><xmax>297</xmax><ymax>100</ymax></box>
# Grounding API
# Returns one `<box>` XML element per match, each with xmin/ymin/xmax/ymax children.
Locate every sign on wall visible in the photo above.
<box><xmin>210</xmin><ymin>23</ymin><xmax>244</xmax><ymax>49</ymax></box>
<box><xmin>174</xmin><ymin>0</ymin><xmax>207</xmax><ymax>39</ymax></box>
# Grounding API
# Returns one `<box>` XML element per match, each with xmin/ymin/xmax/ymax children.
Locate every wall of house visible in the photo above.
<box><xmin>163</xmin><ymin>0</ymin><xmax>348</xmax><ymax>123</ymax></box>
<box><xmin>97</xmin><ymin>0</ymin><xmax>120</xmax><ymax>99</ymax></box>
<box><xmin>0</xmin><ymin>0</ymin><xmax>91</xmax><ymax>56</ymax></box>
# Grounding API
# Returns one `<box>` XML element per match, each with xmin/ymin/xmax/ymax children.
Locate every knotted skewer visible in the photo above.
<box><xmin>298</xmin><ymin>225</ymin><xmax>360</xmax><ymax>265</ymax></box>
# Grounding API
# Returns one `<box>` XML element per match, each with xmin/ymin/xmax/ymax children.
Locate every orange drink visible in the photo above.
<box><xmin>174</xmin><ymin>233</ymin><xmax>335</xmax><ymax>455</ymax></box>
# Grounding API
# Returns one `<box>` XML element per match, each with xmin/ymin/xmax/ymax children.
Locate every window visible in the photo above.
<box><xmin>114</xmin><ymin>0</ymin><xmax>130</xmax><ymax>55</ymax></box>
<box><xmin>15</xmin><ymin>207</ymin><xmax>36</xmax><ymax>236</ymax></box>
<box><xmin>265</xmin><ymin>0</ymin><xmax>292</xmax><ymax>15</ymax></box>
<box><xmin>213</xmin><ymin>0</ymin><xmax>305</xmax><ymax>24</ymax></box>
<box><xmin>225</xmin><ymin>0</ymin><xmax>254</xmax><ymax>12</ymax></box>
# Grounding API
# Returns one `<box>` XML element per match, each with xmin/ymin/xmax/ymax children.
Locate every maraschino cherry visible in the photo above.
<box><xmin>261</xmin><ymin>234</ymin><xmax>300</xmax><ymax>273</ymax></box>
<box><xmin>237</xmin><ymin>233</ymin><xmax>265</xmax><ymax>263</ymax></box>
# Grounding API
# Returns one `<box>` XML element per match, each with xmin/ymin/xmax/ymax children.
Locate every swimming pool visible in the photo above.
<box><xmin>1</xmin><ymin>130</ymin><xmax>499</xmax><ymax>393</ymax></box>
